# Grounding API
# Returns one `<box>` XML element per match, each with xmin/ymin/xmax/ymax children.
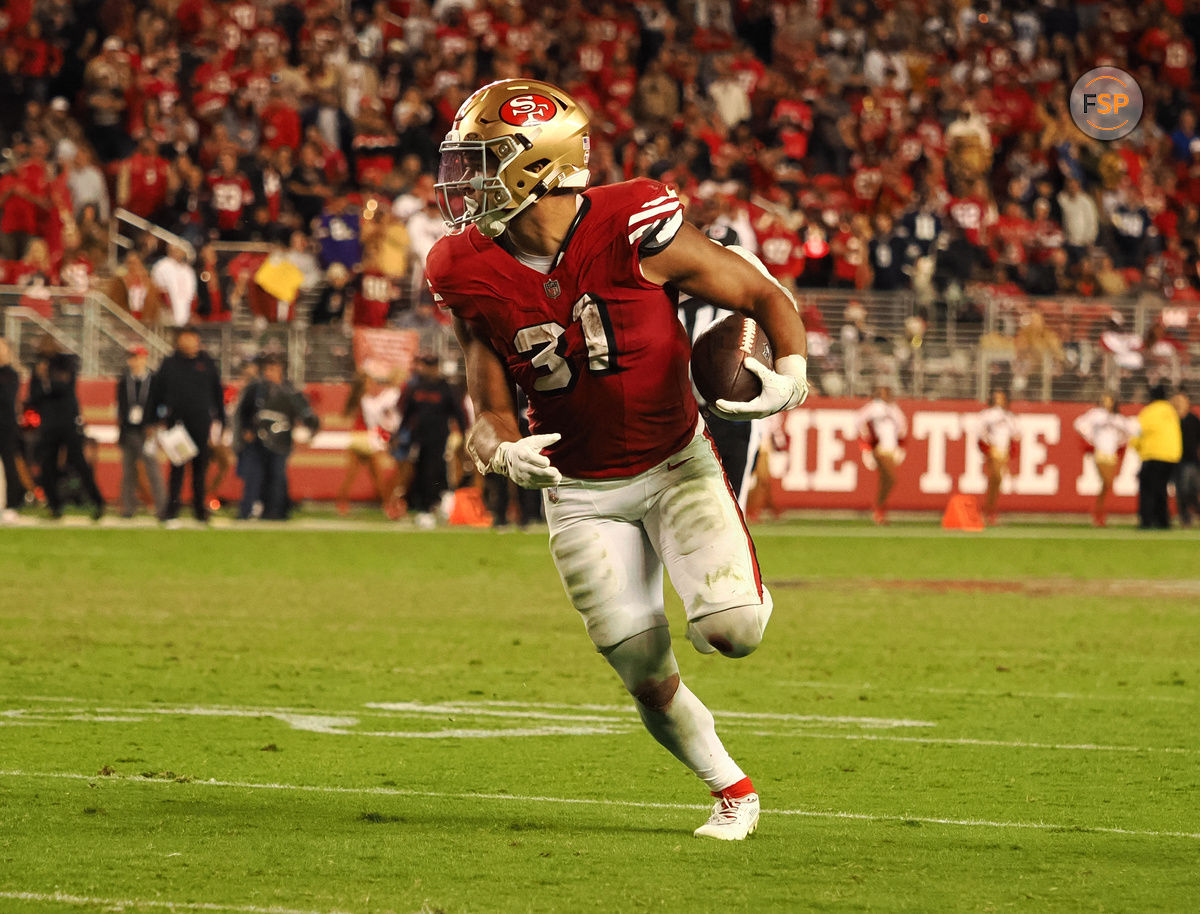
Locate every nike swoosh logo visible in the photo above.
<box><xmin>667</xmin><ymin>457</ymin><xmax>694</xmax><ymax>471</ymax></box>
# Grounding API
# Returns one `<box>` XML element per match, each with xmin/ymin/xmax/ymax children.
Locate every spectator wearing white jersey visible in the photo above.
<box><xmin>855</xmin><ymin>384</ymin><xmax>907</xmax><ymax>525</ymax></box>
<box><xmin>1074</xmin><ymin>393</ymin><xmax>1136</xmax><ymax>527</ymax></box>
<box><xmin>402</xmin><ymin>176</ymin><xmax>448</xmax><ymax>304</ymax></box>
<box><xmin>150</xmin><ymin>244</ymin><xmax>198</xmax><ymax>327</ymax></box>
<box><xmin>978</xmin><ymin>390</ymin><xmax>1021</xmax><ymax>526</ymax></box>
<box><xmin>1057</xmin><ymin>177</ymin><xmax>1098</xmax><ymax>262</ymax></box>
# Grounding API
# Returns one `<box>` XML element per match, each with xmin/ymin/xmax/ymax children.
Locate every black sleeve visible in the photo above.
<box><xmin>445</xmin><ymin>382</ymin><xmax>467</xmax><ymax>431</ymax></box>
<box><xmin>116</xmin><ymin>375</ymin><xmax>128</xmax><ymax>424</ymax></box>
<box><xmin>397</xmin><ymin>381</ymin><xmax>415</xmax><ymax>427</ymax></box>
<box><xmin>148</xmin><ymin>362</ymin><xmax>168</xmax><ymax>424</ymax></box>
<box><xmin>293</xmin><ymin>388</ymin><xmax>319</xmax><ymax>431</ymax></box>
<box><xmin>47</xmin><ymin>356</ymin><xmax>76</xmax><ymax>397</ymax></box>
<box><xmin>26</xmin><ymin>369</ymin><xmax>47</xmax><ymax>410</ymax></box>
<box><xmin>235</xmin><ymin>382</ymin><xmax>258</xmax><ymax>433</ymax></box>
<box><xmin>208</xmin><ymin>357</ymin><xmax>225</xmax><ymax>427</ymax></box>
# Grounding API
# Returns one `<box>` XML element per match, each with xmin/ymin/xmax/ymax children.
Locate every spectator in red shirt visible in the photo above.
<box><xmin>350</xmin><ymin>248</ymin><xmax>396</xmax><ymax>329</ymax></box>
<box><xmin>118</xmin><ymin>135</ymin><xmax>170</xmax><ymax>220</ymax></box>
<box><xmin>208</xmin><ymin>150</ymin><xmax>255</xmax><ymax>240</ymax></box>
<box><xmin>830</xmin><ymin>214</ymin><xmax>871</xmax><ymax>290</ymax></box>
<box><xmin>351</xmin><ymin>100</ymin><xmax>401</xmax><ymax>187</ymax></box>
<box><xmin>254</xmin><ymin>145</ymin><xmax>291</xmax><ymax>223</ymax></box>
<box><xmin>260</xmin><ymin>86</ymin><xmax>302</xmax><ymax>151</ymax></box>
<box><xmin>1161</xmin><ymin>21</ymin><xmax>1195</xmax><ymax>91</ymax></box>
<box><xmin>10</xmin><ymin>237</ymin><xmax>57</xmax><ymax>287</ymax></box>
<box><xmin>0</xmin><ymin>135</ymin><xmax>49</xmax><ymax>259</ymax></box>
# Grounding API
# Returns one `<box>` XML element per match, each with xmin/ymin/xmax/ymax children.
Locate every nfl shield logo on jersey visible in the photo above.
<box><xmin>543</xmin><ymin>279</ymin><xmax>561</xmax><ymax>299</ymax></box>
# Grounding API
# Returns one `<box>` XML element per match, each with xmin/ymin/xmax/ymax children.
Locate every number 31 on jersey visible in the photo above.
<box><xmin>514</xmin><ymin>293</ymin><xmax>619</xmax><ymax>393</ymax></box>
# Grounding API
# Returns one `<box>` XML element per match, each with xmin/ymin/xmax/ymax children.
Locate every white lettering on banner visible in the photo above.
<box><xmin>958</xmin><ymin>414</ymin><xmax>989</xmax><ymax>494</ymax></box>
<box><xmin>771</xmin><ymin>405</ymin><xmax>1135</xmax><ymax>503</ymax></box>
<box><xmin>1014</xmin><ymin>415</ymin><xmax>1060</xmax><ymax>495</ymax></box>
<box><xmin>812</xmin><ymin>410</ymin><xmax>858</xmax><ymax>492</ymax></box>
<box><xmin>778</xmin><ymin>410</ymin><xmax>811</xmax><ymax>491</ymax></box>
<box><xmin>914</xmin><ymin>412</ymin><xmax>962</xmax><ymax>494</ymax></box>
<box><xmin>1075</xmin><ymin>448</ymin><xmax>1142</xmax><ymax>497</ymax></box>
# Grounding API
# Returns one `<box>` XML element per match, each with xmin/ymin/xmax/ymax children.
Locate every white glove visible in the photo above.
<box><xmin>713</xmin><ymin>355</ymin><xmax>810</xmax><ymax>421</ymax></box>
<box><xmin>490</xmin><ymin>433</ymin><xmax>562</xmax><ymax>488</ymax></box>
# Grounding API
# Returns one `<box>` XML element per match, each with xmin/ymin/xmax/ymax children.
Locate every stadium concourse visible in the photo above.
<box><xmin>2</xmin><ymin>0</ymin><xmax>1200</xmax><ymax>524</ymax></box>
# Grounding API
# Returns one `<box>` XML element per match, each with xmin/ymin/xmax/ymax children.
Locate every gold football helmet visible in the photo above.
<box><xmin>436</xmin><ymin>79</ymin><xmax>591</xmax><ymax>237</ymax></box>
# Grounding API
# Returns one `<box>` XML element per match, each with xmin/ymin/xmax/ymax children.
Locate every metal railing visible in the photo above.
<box><xmin>2</xmin><ymin>285</ymin><xmax>172</xmax><ymax>375</ymax></box>
<box><xmin>109</xmin><ymin>208</ymin><xmax>196</xmax><ymax>269</ymax></box>
<box><xmin>800</xmin><ymin>286</ymin><xmax>1199</xmax><ymax>404</ymax></box>
<box><xmin>5</xmin><ymin>284</ymin><xmax>1196</xmax><ymax>403</ymax></box>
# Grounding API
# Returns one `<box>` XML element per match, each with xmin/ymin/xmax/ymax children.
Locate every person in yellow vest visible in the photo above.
<box><xmin>1132</xmin><ymin>384</ymin><xmax>1183</xmax><ymax>529</ymax></box>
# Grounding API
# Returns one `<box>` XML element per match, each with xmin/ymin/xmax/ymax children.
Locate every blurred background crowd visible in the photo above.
<box><xmin>4</xmin><ymin>0</ymin><xmax>1200</xmax><ymax>323</ymax></box>
<box><xmin>3</xmin><ymin>0</ymin><xmax>1200</xmax><ymax>523</ymax></box>
<box><xmin>0</xmin><ymin>0</ymin><xmax>1195</xmax><ymax>398</ymax></box>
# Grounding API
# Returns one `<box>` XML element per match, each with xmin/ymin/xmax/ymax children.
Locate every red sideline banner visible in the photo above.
<box><xmin>75</xmin><ymin>380</ymin><xmax>388</xmax><ymax>504</ymax></box>
<box><xmin>352</xmin><ymin>328</ymin><xmax>419</xmax><ymax>375</ymax></box>
<box><xmin>70</xmin><ymin>385</ymin><xmax>1140</xmax><ymax>513</ymax></box>
<box><xmin>765</xmin><ymin>397</ymin><xmax>1141</xmax><ymax>514</ymax></box>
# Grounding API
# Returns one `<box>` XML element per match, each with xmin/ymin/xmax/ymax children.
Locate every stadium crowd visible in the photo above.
<box><xmin>3</xmin><ymin>0</ymin><xmax>1200</xmax><ymax>332</ymax></box>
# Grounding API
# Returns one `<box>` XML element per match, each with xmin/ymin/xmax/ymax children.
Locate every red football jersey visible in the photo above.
<box><xmin>354</xmin><ymin>269</ymin><xmax>396</xmax><ymax>328</ymax></box>
<box><xmin>427</xmin><ymin>178</ymin><xmax>699</xmax><ymax>479</ymax></box>
<box><xmin>208</xmin><ymin>173</ymin><xmax>254</xmax><ymax>231</ymax></box>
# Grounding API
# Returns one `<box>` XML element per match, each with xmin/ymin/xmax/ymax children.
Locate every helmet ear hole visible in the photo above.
<box><xmin>526</xmin><ymin>158</ymin><xmax>550</xmax><ymax>174</ymax></box>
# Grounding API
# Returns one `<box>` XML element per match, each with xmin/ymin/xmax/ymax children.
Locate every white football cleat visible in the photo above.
<box><xmin>693</xmin><ymin>792</ymin><xmax>759</xmax><ymax>840</ymax></box>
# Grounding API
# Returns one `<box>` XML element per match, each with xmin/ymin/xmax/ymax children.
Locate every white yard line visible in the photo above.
<box><xmin>0</xmin><ymin>891</ymin><xmax>351</xmax><ymax>914</ymax></box>
<box><xmin>364</xmin><ymin>700</ymin><xmax>936</xmax><ymax>730</ymax></box>
<box><xmin>779</xmin><ymin>681</ymin><xmax>1199</xmax><ymax>705</ymax></box>
<box><xmin>747</xmin><ymin>731</ymin><xmax>1196</xmax><ymax>754</ymax></box>
<box><xmin>0</xmin><ymin>769</ymin><xmax>1195</xmax><ymax>841</ymax></box>
<box><xmin>2</xmin><ymin>698</ymin><xmax>1192</xmax><ymax>752</ymax></box>
<box><xmin>0</xmin><ymin>700</ymin><xmax>938</xmax><ymax>732</ymax></box>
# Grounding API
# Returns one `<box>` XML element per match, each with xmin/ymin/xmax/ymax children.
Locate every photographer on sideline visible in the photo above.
<box><xmin>235</xmin><ymin>354</ymin><xmax>318</xmax><ymax>521</ymax></box>
<box><xmin>25</xmin><ymin>336</ymin><xmax>105</xmax><ymax>520</ymax></box>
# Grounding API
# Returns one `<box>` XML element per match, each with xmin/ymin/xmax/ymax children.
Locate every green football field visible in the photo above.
<box><xmin>1</xmin><ymin>521</ymin><xmax>1198</xmax><ymax>914</ymax></box>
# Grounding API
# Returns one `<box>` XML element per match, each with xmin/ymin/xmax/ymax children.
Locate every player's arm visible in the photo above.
<box><xmin>643</xmin><ymin>222</ymin><xmax>806</xmax><ymax>359</ymax></box>
<box><xmin>453</xmin><ymin>315</ymin><xmax>561</xmax><ymax>489</ymax></box>
<box><xmin>642</xmin><ymin>222</ymin><xmax>809</xmax><ymax>419</ymax></box>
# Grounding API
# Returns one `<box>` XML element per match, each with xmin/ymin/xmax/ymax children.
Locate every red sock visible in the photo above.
<box><xmin>713</xmin><ymin>776</ymin><xmax>755</xmax><ymax>799</ymax></box>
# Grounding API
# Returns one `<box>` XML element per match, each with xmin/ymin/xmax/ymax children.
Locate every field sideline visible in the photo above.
<box><xmin>1</xmin><ymin>523</ymin><xmax>1197</xmax><ymax>913</ymax></box>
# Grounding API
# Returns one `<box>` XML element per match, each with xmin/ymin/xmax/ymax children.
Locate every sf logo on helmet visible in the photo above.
<box><xmin>500</xmin><ymin>94</ymin><xmax>556</xmax><ymax>127</ymax></box>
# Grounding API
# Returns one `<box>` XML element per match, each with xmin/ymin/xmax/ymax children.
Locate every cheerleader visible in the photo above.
<box><xmin>1073</xmin><ymin>393</ymin><xmax>1135</xmax><ymax>527</ymax></box>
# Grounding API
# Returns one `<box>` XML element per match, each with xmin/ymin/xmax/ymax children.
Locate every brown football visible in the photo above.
<box><xmin>690</xmin><ymin>314</ymin><xmax>774</xmax><ymax>407</ymax></box>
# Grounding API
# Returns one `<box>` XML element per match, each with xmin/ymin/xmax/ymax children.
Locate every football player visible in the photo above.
<box><xmin>427</xmin><ymin>79</ymin><xmax>809</xmax><ymax>841</ymax></box>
